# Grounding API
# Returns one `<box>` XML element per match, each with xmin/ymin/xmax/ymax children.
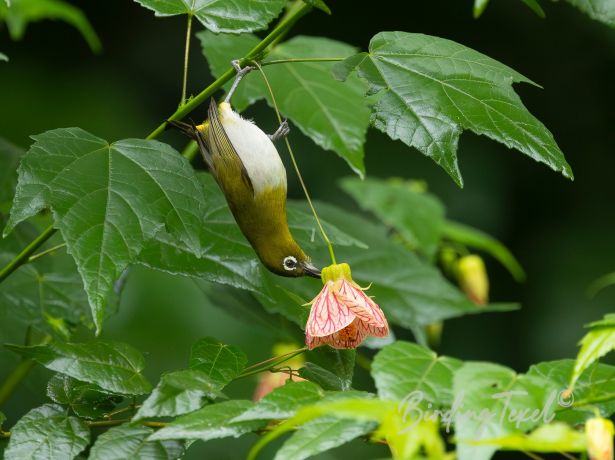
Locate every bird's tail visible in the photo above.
<box><xmin>167</xmin><ymin>120</ymin><xmax>198</xmax><ymax>139</ymax></box>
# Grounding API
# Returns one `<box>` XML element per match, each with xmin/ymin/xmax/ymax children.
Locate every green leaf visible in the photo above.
<box><xmin>4</xmin><ymin>404</ymin><xmax>89</xmax><ymax>460</ymax></box>
<box><xmin>300</xmin><ymin>347</ymin><xmax>355</xmax><ymax>391</ymax></box>
<box><xmin>89</xmin><ymin>425</ymin><xmax>184</xmax><ymax>460</ymax></box>
<box><xmin>471</xmin><ymin>422</ymin><xmax>585</xmax><ymax>452</ymax></box>
<box><xmin>149</xmin><ymin>400</ymin><xmax>265</xmax><ymax>442</ymax></box>
<box><xmin>200</xmin><ymin>32</ymin><xmax>371</xmax><ymax>175</ymax></box>
<box><xmin>274</xmin><ymin>416</ymin><xmax>375</xmax><ymax>460</ymax></box>
<box><xmin>563</xmin><ymin>0</ymin><xmax>615</xmax><ymax>28</ymax></box>
<box><xmin>341</xmin><ymin>177</ymin><xmax>446</xmax><ymax>257</ymax></box>
<box><xmin>134</xmin><ymin>0</ymin><xmax>285</xmax><ymax>33</ymax></box>
<box><xmin>189</xmin><ymin>336</ymin><xmax>247</xmax><ymax>386</ymax></box>
<box><xmin>262</xmin><ymin>36</ymin><xmax>370</xmax><ymax>176</ymax></box>
<box><xmin>474</xmin><ymin>0</ymin><xmax>546</xmax><ymax>18</ymax></box>
<box><xmin>302</xmin><ymin>0</ymin><xmax>330</xmax><ymax>14</ymax></box>
<box><xmin>0</xmin><ymin>52</ymin><xmax>7</xmax><ymax>61</ymax></box>
<box><xmin>473</xmin><ymin>0</ymin><xmax>490</xmax><ymax>18</ymax></box>
<box><xmin>442</xmin><ymin>220</ymin><xmax>526</xmax><ymax>282</ymax></box>
<box><xmin>0</xmin><ymin>0</ymin><xmax>101</xmax><ymax>52</ymax></box>
<box><xmin>528</xmin><ymin>359</ymin><xmax>615</xmax><ymax>424</ymax></box>
<box><xmin>0</xmin><ymin>136</ymin><xmax>21</xmax><ymax>204</ymax></box>
<box><xmin>453</xmin><ymin>362</ymin><xmax>559</xmax><ymax>460</ymax></box>
<box><xmin>5</xmin><ymin>341</ymin><xmax>152</xmax><ymax>395</ymax></box>
<box><xmin>5</xmin><ymin>128</ymin><xmax>207</xmax><ymax>333</ymax></box>
<box><xmin>134</xmin><ymin>369</ymin><xmax>225</xmax><ymax>420</ymax></box>
<box><xmin>372</xmin><ymin>341</ymin><xmax>462</xmax><ymax>406</ymax></box>
<box><xmin>196</xmin><ymin>282</ymin><xmax>286</xmax><ymax>336</ymax></box>
<box><xmin>589</xmin><ymin>271</ymin><xmax>615</xmax><ymax>297</ymax></box>
<box><xmin>521</xmin><ymin>0</ymin><xmax>546</xmax><ymax>18</ymax></box>
<box><xmin>233</xmin><ymin>381</ymin><xmax>324</xmax><ymax>422</ymax></box>
<box><xmin>0</xmin><ymin>248</ymin><xmax>92</xmax><ymax>337</ymax></box>
<box><xmin>47</xmin><ymin>374</ymin><xmax>121</xmax><ymax>419</ymax></box>
<box><xmin>569</xmin><ymin>315</ymin><xmax>615</xmax><ymax>391</ymax></box>
<box><xmin>248</xmin><ymin>394</ymin><xmax>389</xmax><ymax>460</ymax></box>
<box><xmin>334</xmin><ymin>31</ymin><xmax>572</xmax><ymax>187</ymax></box>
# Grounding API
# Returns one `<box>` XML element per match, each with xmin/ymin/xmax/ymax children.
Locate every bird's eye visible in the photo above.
<box><xmin>283</xmin><ymin>256</ymin><xmax>298</xmax><ymax>271</ymax></box>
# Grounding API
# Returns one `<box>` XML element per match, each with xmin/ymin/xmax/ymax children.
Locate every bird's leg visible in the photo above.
<box><xmin>268</xmin><ymin>119</ymin><xmax>290</xmax><ymax>142</ymax></box>
<box><xmin>224</xmin><ymin>59</ymin><xmax>255</xmax><ymax>103</ymax></box>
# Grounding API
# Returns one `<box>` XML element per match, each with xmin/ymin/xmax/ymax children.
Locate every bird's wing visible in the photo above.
<box><xmin>207</xmin><ymin>99</ymin><xmax>254</xmax><ymax>195</ymax></box>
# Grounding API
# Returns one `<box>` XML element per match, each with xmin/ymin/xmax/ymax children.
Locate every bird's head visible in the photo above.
<box><xmin>257</xmin><ymin>237</ymin><xmax>321</xmax><ymax>279</ymax></box>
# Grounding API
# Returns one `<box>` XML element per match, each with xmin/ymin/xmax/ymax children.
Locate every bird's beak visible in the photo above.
<box><xmin>302</xmin><ymin>262</ymin><xmax>322</xmax><ymax>279</ymax></box>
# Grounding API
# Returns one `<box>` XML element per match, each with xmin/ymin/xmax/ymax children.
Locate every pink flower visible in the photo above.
<box><xmin>305</xmin><ymin>263</ymin><xmax>389</xmax><ymax>350</ymax></box>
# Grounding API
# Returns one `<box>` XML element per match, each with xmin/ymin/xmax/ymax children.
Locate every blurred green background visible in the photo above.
<box><xmin>1</xmin><ymin>0</ymin><xmax>615</xmax><ymax>458</ymax></box>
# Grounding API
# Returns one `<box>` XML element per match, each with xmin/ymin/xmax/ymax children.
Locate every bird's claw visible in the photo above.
<box><xmin>231</xmin><ymin>59</ymin><xmax>255</xmax><ymax>77</ymax></box>
<box><xmin>269</xmin><ymin>119</ymin><xmax>290</xmax><ymax>141</ymax></box>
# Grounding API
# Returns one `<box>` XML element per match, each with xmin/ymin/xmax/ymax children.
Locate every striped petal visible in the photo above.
<box><xmin>336</xmin><ymin>280</ymin><xmax>388</xmax><ymax>328</ymax></box>
<box><xmin>305</xmin><ymin>281</ymin><xmax>356</xmax><ymax>338</ymax></box>
<box><xmin>306</xmin><ymin>318</ymin><xmax>368</xmax><ymax>350</ymax></box>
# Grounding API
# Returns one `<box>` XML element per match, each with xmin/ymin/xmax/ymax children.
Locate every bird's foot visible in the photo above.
<box><xmin>231</xmin><ymin>59</ymin><xmax>255</xmax><ymax>78</ymax></box>
<box><xmin>269</xmin><ymin>119</ymin><xmax>290</xmax><ymax>141</ymax></box>
<box><xmin>225</xmin><ymin>60</ymin><xmax>256</xmax><ymax>103</ymax></box>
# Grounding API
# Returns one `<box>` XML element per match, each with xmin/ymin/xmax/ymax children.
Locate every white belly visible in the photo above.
<box><xmin>218</xmin><ymin>103</ymin><xmax>287</xmax><ymax>195</ymax></box>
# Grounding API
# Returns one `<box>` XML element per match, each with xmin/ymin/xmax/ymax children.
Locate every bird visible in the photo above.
<box><xmin>170</xmin><ymin>61</ymin><xmax>321</xmax><ymax>279</ymax></box>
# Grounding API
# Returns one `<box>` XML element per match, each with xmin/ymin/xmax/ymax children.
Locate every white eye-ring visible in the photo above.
<box><xmin>283</xmin><ymin>256</ymin><xmax>298</xmax><ymax>271</ymax></box>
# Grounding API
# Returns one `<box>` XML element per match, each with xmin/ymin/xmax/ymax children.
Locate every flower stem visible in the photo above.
<box><xmin>252</xmin><ymin>61</ymin><xmax>337</xmax><ymax>265</ymax></box>
<box><xmin>0</xmin><ymin>224</ymin><xmax>56</xmax><ymax>284</ymax></box>
<box><xmin>180</xmin><ymin>14</ymin><xmax>193</xmax><ymax>106</ymax></box>
<box><xmin>146</xmin><ymin>2</ymin><xmax>312</xmax><ymax>141</ymax></box>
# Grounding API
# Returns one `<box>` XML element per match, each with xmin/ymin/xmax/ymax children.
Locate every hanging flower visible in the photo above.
<box><xmin>305</xmin><ymin>263</ymin><xmax>389</xmax><ymax>350</ymax></box>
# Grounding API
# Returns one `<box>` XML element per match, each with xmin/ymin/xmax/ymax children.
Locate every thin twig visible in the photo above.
<box><xmin>522</xmin><ymin>451</ymin><xmax>546</xmax><ymax>460</ymax></box>
<box><xmin>27</xmin><ymin>243</ymin><xmax>66</xmax><ymax>263</ymax></box>
<box><xmin>262</xmin><ymin>57</ymin><xmax>344</xmax><ymax>66</ymax></box>
<box><xmin>558</xmin><ymin>452</ymin><xmax>578</xmax><ymax>460</ymax></box>
<box><xmin>103</xmin><ymin>404</ymin><xmax>142</xmax><ymax>419</ymax></box>
<box><xmin>180</xmin><ymin>14</ymin><xmax>193</xmax><ymax>105</ymax></box>
<box><xmin>237</xmin><ymin>347</ymin><xmax>308</xmax><ymax>379</ymax></box>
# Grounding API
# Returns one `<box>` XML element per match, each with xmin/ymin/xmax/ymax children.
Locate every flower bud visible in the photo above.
<box><xmin>457</xmin><ymin>255</ymin><xmax>489</xmax><ymax>305</ymax></box>
<box><xmin>586</xmin><ymin>417</ymin><xmax>614</xmax><ymax>460</ymax></box>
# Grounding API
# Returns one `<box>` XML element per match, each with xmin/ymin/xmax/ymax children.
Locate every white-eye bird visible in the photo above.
<box><xmin>171</xmin><ymin>62</ymin><xmax>321</xmax><ymax>278</ymax></box>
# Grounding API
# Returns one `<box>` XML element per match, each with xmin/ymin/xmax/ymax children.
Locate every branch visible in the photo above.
<box><xmin>0</xmin><ymin>225</ymin><xmax>57</xmax><ymax>284</ymax></box>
